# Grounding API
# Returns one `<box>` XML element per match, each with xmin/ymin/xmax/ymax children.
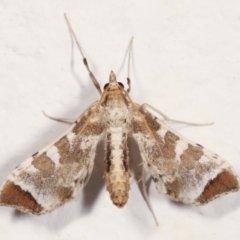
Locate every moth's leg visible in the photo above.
<box><xmin>141</xmin><ymin>166</ymin><xmax>159</xmax><ymax>226</ymax></box>
<box><xmin>142</xmin><ymin>103</ymin><xmax>214</xmax><ymax>126</ymax></box>
<box><xmin>126</xmin><ymin>37</ymin><xmax>134</xmax><ymax>93</ymax></box>
<box><xmin>42</xmin><ymin>110</ymin><xmax>75</xmax><ymax>124</ymax></box>
<box><xmin>64</xmin><ymin>14</ymin><xmax>102</xmax><ymax>95</ymax></box>
<box><xmin>43</xmin><ymin>101</ymin><xmax>98</xmax><ymax>124</ymax></box>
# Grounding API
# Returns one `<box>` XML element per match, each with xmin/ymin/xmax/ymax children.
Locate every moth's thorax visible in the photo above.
<box><xmin>103</xmin><ymin>92</ymin><xmax>130</xmax><ymax>128</ymax></box>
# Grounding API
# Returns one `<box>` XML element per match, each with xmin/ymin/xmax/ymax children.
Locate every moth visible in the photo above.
<box><xmin>0</xmin><ymin>15</ymin><xmax>239</xmax><ymax>224</ymax></box>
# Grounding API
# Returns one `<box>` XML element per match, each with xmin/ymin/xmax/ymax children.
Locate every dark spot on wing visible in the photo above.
<box><xmin>32</xmin><ymin>152</ymin><xmax>38</xmax><ymax>157</ymax></box>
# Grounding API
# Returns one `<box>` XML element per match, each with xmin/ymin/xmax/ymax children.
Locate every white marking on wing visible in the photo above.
<box><xmin>10</xmin><ymin>157</ymin><xmax>38</xmax><ymax>179</ymax></box>
<box><xmin>198</xmin><ymin>155</ymin><xmax>210</xmax><ymax>164</ymax></box>
<box><xmin>16</xmin><ymin>179</ymin><xmax>58</xmax><ymax>210</ymax></box>
<box><xmin>46</xmin><ymin>146</ymin><xmax>61</xmax><ymax>167</ymax></box>
<box><xmin>66</xmin><ymin>131</ymin><xmax>76</xmax><ymax>146</ymax></box>
<box><xmin>175</xmin><ymin>140</ymin><xmax>188</xmax><ymax>163</ymax></box>
<box><xmin>157</xmin><ymin>127</ymin><xmax>167</xmax><ymax>140</ymax></box>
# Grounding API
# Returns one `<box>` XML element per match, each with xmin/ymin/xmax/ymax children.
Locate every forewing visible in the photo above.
<box><xmin>0</xmin><ymin>104</ymin><xmax>104</xmax><ymax>214</ymax></box>
<box><xmin>132</xmin><ymin>105</ymin><xmax>239</xmax><ymax>205</ymax></box>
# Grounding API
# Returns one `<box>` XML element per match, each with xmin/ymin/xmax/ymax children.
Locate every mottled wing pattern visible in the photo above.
<box><xmin>0</xmin><ymin>104</ymin><xmax>104</xmax><ymax>214</ymax></box>
<box><xmin>132</xmin><ymin>105</ymin><xmax>239</xmax><ymax>205</ymax></box>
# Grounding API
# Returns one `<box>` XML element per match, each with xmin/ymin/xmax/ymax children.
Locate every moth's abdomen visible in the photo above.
<box><xmin>104</xmin><ymin>127</ymin><xmax>130</xmax><ymax>207</ymax></box>
<box><xmin>105</xmin><ymin>171</ymin><xmax>130</xmax><ymax>207</ymax></box>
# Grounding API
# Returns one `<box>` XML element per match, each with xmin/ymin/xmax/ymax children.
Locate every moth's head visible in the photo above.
<box><xmin>103</xmin><ymin>71</ymin><xmax>124</xmax><ymax>90</ymax></box>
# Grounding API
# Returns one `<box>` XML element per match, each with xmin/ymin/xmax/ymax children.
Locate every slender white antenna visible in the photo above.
<box><xmin>126</xmin><ymin>37</ymin><xmax>134</xmax><ymax>93</ymax></box>
<box><xmin>64</xmin><ymin>13</ymin><xmax>102</xmax><ymax>95</ymax></box>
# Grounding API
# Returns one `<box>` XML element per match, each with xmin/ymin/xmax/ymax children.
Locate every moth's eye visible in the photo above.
<box><xmin>118</xmin><ymin>82</ymin><xmax>124</xmax><ymax>89</ymax></box>
<box><xmin>104</xmin><ymin>83</ymin><xmax>109</xmax><ymax>90</ymax></box>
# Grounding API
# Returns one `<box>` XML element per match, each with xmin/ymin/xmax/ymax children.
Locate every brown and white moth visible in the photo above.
<box><xmin>0</xmin><ymin>15</ymin><xmax>239</xmax><ymax>221</ymax></box>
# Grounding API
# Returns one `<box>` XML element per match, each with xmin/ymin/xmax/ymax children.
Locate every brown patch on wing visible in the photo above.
<box><xmin>196</xmin><ymin>170</ymin><xmax>239</xmax><ymax>204</ymax></box>
<box><xmin>32</xmin><ymin>153</ymin><xmax>55</xmax><ymax>177</ymax></box>
<box><xmin>149</xmin><ymin>131</ymin><xmax>179</xmax><ymax>176</ymax></box>
<box><xmin>165</xmin><ymin>179</ymin><xmax>182</xmax><ymax>199</ymax></box>
<box><xmin>180</xmin><ymin>144</ymin><xmax>204</xmax><ymax>169</ymax></box>
<box><xmin>54</xmin><ymin>136</ymin><xmax>71</xmax><ymax>164</ymax></box>
<box><xmin>71</xmin><ymin>105</ymin><xmax>104</xmax><ymax>137</ymax></box>
<box><xmin>72</xmin><ymin>108</ymin><xmax>93</xmax><ymax>134</ymax></box>
<box><xmin>0</xmin><ymin>181</ymin><xmax>43</xmax><ymax>214</ymax></box>
<box><xmin>57</xmin><ymin>186</ymin><xmax>74</xmax><ymax>202</ymax></box>
<box><xmin>139</xmin><ymin>107</ymin><xmax>161</xmax><ymax>131</ymax></box>
<box><xmin>138</xmin><ymin>108</ymin><xmax>164</xmax><ymax>146</ymax></box>
<box><xmin>55</xmin><ymin>136</ymin><xmax>92</xmax><ymax>166</ymax></box>
<box><xmin>162</xmin><ymin>131</ymin><xmax>179</xmax><ymax>159</ymax></box>
<box><xmin>132</xmin><ymin>119</ymin><xmax>148</xmax><ymax>134</ymax></box>
<box><xmin>83</xmin><ymin>122</ymin><xmax>104</xmax><ymax>136</ymax></box>
<box><xmin>55</xmin><ymin>135</ymin><xmax>95</xmax><ymax>167</ymax></box>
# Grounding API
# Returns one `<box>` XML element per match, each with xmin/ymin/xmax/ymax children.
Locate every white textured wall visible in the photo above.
<box><xmin>1</xmin><ymin>1</ymin><xmax>240</xmax><ymax>239</ymax></box>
